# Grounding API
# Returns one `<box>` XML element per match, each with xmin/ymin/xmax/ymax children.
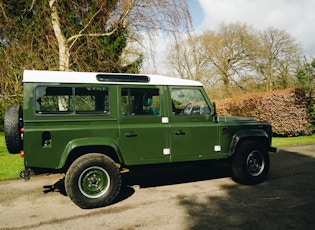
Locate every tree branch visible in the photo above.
<box><xmin>67</xmin><ymin>1</ymin><xmax>107</xmax><ymax>49</ymax></box>
<box><xmin>68</xmin><ymin>0</ymin><xmax>135</xmax><ymax>50</ymax></box>
<box><xmin>29</xmin><ymin>0</ymin><xmax>35</xmax><ymax>11</ymax></box>
<box><xmin>0</xmin><ymin>1</ymin><xmax>8</xmax><ymax>21</ymax></box>
<box><xmin>49</xmin><ymin>0</ymin><xmax>66</xmax><ymax>45</ymax></box>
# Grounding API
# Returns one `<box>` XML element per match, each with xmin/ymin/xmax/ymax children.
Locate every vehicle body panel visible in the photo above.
<box><xmin>20</xmin><ymin>70</ymin><xmax>275</xmax><ymax>172</ymax></box>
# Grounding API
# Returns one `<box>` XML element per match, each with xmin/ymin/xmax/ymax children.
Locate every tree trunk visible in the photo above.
<box><xmin>49</xmin><ymin>0</ymin><xmax>70</xmax><ymax>71</ymax></box>
<box><xmin>267</xmin><ymin>63</ymin><xmax>273</xmax><ymax>92</ymax></box>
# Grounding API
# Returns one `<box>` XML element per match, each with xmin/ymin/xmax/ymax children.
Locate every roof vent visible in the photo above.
<box><xmin>96</xmin><ymin>74</ymin><xmax>150</xmax><ymax>83</ymax></box>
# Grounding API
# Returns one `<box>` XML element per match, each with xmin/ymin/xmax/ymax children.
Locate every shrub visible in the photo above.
<box><xmin>215</xmin><ymin>88</ymin><xmax>313</xmax><ymax>136</ymax></box>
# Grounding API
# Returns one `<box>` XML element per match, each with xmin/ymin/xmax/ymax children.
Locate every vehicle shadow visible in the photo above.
<box><xmin>178</xmin><ymin>146</ymin><xmax>315</xmax><ymax>230</ymax></box>
<box><xmin>42</xmin><ymin>161</ymin><xmax>232</xmax><ymax>205</ymax></box>
<box><xmin>43</xmin><ymin>177</ymin><xmax>67</xmax><ymax>196</ymax></box>
<box><xmin>122</xmin><ymin>161</ymin><xmax>232</xmax><ymax>188</ymax></box>
<box><xmin>42</xmin><ymin>176</ymin><xmax>136</xmax><ymax>205</ymax></box>
<box><xmin>118</xmin><ymin>161</ymin><xmax>232</xmax><ymax>205</ymax></box>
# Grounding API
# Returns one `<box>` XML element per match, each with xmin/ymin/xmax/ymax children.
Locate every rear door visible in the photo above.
<box><xmin>117</xmin><ymin>85</ymin><xmax>170</xmax><ymax>165</ymax></box>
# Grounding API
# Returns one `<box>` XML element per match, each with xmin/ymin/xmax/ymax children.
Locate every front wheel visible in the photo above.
<box><xmin>65</xmin><ymin>153</ymin><xmax>121</xmax><ymax>209</ymax></box>
<box><xmin>232</xmin><ymin>141</ymin><xmax>270</xmax><ymax>185</ymax></box>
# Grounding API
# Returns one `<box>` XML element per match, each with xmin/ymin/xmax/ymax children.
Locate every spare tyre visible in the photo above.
<box><xmin>4</xmin><ymin>105</ymin><xmax>23</xmax><ymax>154</ymax></box>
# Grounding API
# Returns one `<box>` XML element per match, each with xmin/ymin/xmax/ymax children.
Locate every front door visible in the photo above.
<box><xmin>117</xmin><ymin>86</ymin><xmax>170</xmax><ymax>165</ymax></box>
<box><xmin>168</xmin><ymin>87</ymin><xmax>219</xmax><ymax>162</ymax></box>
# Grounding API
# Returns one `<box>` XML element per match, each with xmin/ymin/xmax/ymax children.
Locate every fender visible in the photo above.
<box><xmin>58</xmin><ymin>137</ymin><xmax>123</xmax><ymax>168</ymax></box>
<box><xmin>229</xmin><ymin>129</ymin><xmax>270</xmax><ymax>155</ymax></box>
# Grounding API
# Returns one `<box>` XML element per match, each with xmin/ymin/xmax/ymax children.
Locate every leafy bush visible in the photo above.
<box><xmin>215</xmin><ymin>88</ymin><xmax>313</xmax><ymax>136</ymax></box>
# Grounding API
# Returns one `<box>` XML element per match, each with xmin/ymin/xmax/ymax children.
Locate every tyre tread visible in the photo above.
<box><xmin>4</xmin><ymin>105</ymin><xmax>23</xmax><ymax>153</ymax></box>
<box><xmin>65</xmin><ymin>153</ymin><xmax>121</xmax><ymax>209</ymax></box>
<box><xmin>232</xmin><ymin>140</ymin><xmax>270</xmax><ymax>185</ymax></box>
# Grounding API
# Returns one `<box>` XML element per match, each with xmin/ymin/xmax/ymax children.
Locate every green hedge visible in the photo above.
<box><xmin>215</xmin><ymin>88</ymin><xmax>313</xmax><ymax>137</ymax></box>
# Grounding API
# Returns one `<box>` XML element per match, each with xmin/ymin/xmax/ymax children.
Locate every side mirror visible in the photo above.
<box><xmin>212</xmin><ymin>102</ymin><xmax>218</xmax><ymax>123</ymax></box>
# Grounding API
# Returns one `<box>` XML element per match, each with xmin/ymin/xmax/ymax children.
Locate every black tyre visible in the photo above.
<box><xmin>4</xmin><ymin>105</ymin><xmax>23</xmax><ymax>154</ymax></box>
<box><xmin>65</xmin><ymin>153</ymin><xmax>121</xmax><ymax>209</ymax></box>
<box><xmin>232</xmin><ymin>140</ymin><xmax>270</xmax><ymax>185</ymax></box>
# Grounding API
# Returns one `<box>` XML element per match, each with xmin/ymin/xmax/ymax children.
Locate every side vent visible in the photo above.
<box><xmin>42</xmin><ymin>131</ymin><xmax>52</xmax><ymax>147</ymax></box>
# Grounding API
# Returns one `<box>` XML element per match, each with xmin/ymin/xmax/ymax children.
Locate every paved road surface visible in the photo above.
<box><xmin>0</xmin><ymin>144</ymin><xmax>314</xmax><ymax>229</ymax></box>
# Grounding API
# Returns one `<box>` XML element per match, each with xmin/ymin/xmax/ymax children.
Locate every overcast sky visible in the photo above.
<box><xmin>188</xmin><ymin>0</ymin><xmax>315</xmax><ymax>58</ymax></box>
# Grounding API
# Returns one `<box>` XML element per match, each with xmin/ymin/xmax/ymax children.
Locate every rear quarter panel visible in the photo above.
<box><xmin>23</xmin><ymin>83</ymin><xmax>119</xmax><ymax>169</ymax></box>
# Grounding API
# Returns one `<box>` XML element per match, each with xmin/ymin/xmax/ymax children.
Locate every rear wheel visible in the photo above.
<box><xmin>4</xmin><ymin>105</ymin><xmax>23</xmax><ymax>154</ymax></box>
<box><xmin>65</xmin><ymin>153</ymin><xmax>121</xmax><ymax>209</ymax></box>
<box><xmin>232</xmin><ymin>140</ymin><xmax>270</xmax><ymax>185</ymax></box>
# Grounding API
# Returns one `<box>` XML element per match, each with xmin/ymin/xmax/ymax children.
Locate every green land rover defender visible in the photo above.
<box><xmin>4</xmin><ymin>70</ymin><xmax>276</xmax><ymax>209</ymax></box>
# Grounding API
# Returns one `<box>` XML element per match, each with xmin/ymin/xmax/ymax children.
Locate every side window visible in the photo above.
<box><xmin>121</xmin><ymin>88</ymin><xmax>160</xmax><ymax>116</ymax></box>
<box><xmin>171</xmin><ymin>88</ymin><xmax>210</xmax><ymax>115</ymax></box>
<box><xmin>35</xmin><ymin>87</ymin><xmax>73</xmax><ymax>113</ymax></box>
<box><xmin>75</xmin><ymin>87</ymin><xmax>109</xmax><ymax>114</ymax></box>
<box><xmin>35</xmin><ymin>86</ymin><xmax>109</xmax><ymax>114</ymax></box>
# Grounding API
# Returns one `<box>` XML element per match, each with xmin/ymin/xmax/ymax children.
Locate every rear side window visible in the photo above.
<box><xmin>121</xmin><ymin>88</ymin><xmax>160</xmax><ymax>116</ymax></box>
<box><xmin>35</xmin><ymin>86</ymin><xmax>109</xmax><ymax>114</ymax></box>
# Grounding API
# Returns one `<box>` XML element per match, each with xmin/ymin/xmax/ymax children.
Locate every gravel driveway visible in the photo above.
<box><xmin>0</xmin><ymin>144</ymin><xmax>314</xmax><ymax>230</ymax></box>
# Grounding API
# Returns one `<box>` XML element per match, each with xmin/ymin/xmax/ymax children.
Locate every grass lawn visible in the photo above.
<box><xmin>0</xmin><ymin>132</ymin><xmax>24</xmax><ymax>180</ymax></box>
<box><xmin>273</xmin><ymin>133</ymin><xmax>315</xmax><ymax>147</ymax></box>
<box><xmin>0</xmin><ymin>132</ymin><xmax>314</xmax><ymax>180</ymax></box>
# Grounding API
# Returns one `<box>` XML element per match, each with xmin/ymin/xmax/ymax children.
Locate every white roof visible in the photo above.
<box><xmin>23</xmin><ymin>70</ymin><xmax>203</xmax><ymax>86</ymax></box>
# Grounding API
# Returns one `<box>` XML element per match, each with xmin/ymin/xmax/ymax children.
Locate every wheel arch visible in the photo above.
<box><xmin>58</xmin><ymin>138</ymin><xmax>124</xmax><ymax>171</ymax></box>
<box><xmin>229</xmin><ymin>129</ymin><xmax>270</xmax><ymax>155</ymax></box>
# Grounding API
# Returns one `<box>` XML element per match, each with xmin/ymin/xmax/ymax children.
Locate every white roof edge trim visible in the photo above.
<box><xmin>22</xmin><ymin>70</ymin><xmax>203</xmax><ymax>86</ymax></box>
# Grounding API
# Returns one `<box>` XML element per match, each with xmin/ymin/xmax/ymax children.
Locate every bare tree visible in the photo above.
<box><xmin>48</xmin><ymin>0</ymin><xmax>191</xmax><ymax>71</ymax></box>
<box><xmin>167</xmin><ymin>23</ymin><xmax>256</xmax><ymax>96</ymax></box>
<box><xmin>167</xmin><ymin>34</ymin><xmax>209</xmax><ymax>83</ymax></box>
<box><xmin>49</xmin><ymin>0</ymin><xmax>130</xmax><ymax>71</ymax></box>
<box><xmin>251</xmin><ymin>27</ymin><xmax>303</xmax><ymax>91</ymax></box>
<box><xmin>166</xmin><ymin>23</ymin><xmax>303</xmax><ymax>97</ymax></box>
<box><xmin>200</xmin><ymin>23</ymin><xmax>257</xmax><ymax>93</ymax></box>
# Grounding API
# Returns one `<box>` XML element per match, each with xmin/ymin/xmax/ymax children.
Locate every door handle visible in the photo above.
<box><xmin>125</xmin><ymin>132</ymin><xmax>138</xmax><ymax>137</ymax></box>
<box><xmin>175</xmin><ymin>130</ymin><xmax>185</xmax><ymax>135</ymax></box>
